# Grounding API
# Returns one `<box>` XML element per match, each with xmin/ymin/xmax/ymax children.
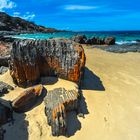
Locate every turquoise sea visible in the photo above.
<box><xmin>12</xmin><ymin>31</ymin><xmax>140</xmax><ymax>45</ymax></box>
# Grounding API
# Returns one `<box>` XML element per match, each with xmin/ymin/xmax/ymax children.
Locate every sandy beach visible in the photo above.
<box><xmin>1</xmin><ymin>47</ymin><xmax>140</xmax><ymax>140</ymax></box>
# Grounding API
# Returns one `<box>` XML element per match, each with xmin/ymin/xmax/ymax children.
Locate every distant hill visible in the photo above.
<box><xmin>0</xmin><ymin>12</ymin><xmax>60</xmax><ymax>34</ymax></box>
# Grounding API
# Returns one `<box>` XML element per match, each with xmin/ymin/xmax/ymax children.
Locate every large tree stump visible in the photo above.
<box><xmin>12</xmin><ymin>84</ymin><xmax>44</xmax><ymax>112</ymax></box>
<box><xmin>9</xmin><ymin>39</ymin><xmax>86</xmax><ymax>87</ymax></box>
<box><xmin>44</xmin><ymin>88</ymin><xmax>79</xmax><ymax>136</ymax></box>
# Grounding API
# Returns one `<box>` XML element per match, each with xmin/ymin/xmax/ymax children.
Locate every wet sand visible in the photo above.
<box><xmin>1</xmin><ymin>47</ymin><xmax>140</xmax><ymax>140</ymax></box>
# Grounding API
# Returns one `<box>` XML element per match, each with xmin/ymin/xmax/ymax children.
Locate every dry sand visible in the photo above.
<box><xmin>1</xmin><ymin>47</ymin><xmax>140</xmax><ymax>140</ymax></box>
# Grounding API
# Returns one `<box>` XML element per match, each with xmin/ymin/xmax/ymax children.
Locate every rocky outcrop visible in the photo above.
<box><xmin>44</xmin><ymin>88</ymin><xmax>79</xmax><ymax>136</ymax></box>
<box><xmin>104</xmin><ymin>37</ymin><xmax>116</xmax><ymax>45</ymax></box>
<box><xmin>0</xmin><ymin>12</ymin><xmax>60</xmax><ymax>34</ymax></box>
<box><xmin>0</xmin><ymin>82</ymin><xmax>14</xmax><ymax>97</ymax></box>
<box><xmin>72</xmin><ymin>35</ymin><xmax>87</xmax><ymax>44</ymax></box>
<box><xmin>9</xmin><ymin>39</ymin><xmax>86</xmax><ymax>87</ymax></box>
<box><xmin>72</xmin><ymin>35</ymin><xmax>116</xmax><ymax>45</ymax></box>
<box><xmin>85</xmin><ymin>37</ymin><xmax>105</xmax><ymax>45</ymax></box>
<box><xmin>12</xmin><ymin>84</ymin><xmax>43</xmax><ymax>112</ymax></box>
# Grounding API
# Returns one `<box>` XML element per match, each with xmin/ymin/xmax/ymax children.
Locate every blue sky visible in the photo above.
<box><xmin>0</xmin><ymin>0</ymin><xmax>140</xmax><ymax>31</ymax></box>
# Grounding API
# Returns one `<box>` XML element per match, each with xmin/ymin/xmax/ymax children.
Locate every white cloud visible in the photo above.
<box><xmin>13</xmin><ymin>12</ymin><xmax>35</xmax><ymax>20</ymax></box>
<box><xmin>0</xmin><ymin>0</ymin><xmax>16</xmax><ymax>11</ymax></box>
<box><xmin>64</xmin><ymin>5</ymin><xmax>98</xmax><ymax>10</ymax></box>
<box><xmin>13</xmin><ymin>11</ymin><xmax>20</xmax><ymax>16</ymax></box>
<box><xmin>22</xmin><ymin>12</ymin><xmax>35</xmax><ymax>20</ymax></box>
<box><xmin>13</xmin><ymin>11</ymin><xmax>35</xmax><ymax>20</ymax></box>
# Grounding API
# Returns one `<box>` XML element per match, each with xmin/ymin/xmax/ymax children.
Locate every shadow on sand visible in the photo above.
<box><xmin>81</xmin><ymin>67</ymin><xmax>105</xmax><ymax>91</ymax></box>
<box><xmin>67</xmin><ymin>67</ymin><xmax>105</xmax><ymax>136</ymax></box>
<box><xmin>3</xmin><ymin>112</ymin><xmax>29</xmax><ymax>140</ymax></box>
<box><xmin>67</xmin><ymin>89</ymin><xmax>89</xmax><ymax>137</ymax></box>
<box><xmin>2</xmin><ymin>88</ymin><xmax>47</xmax><ymax>140</ymax></box>
<box><xmin>19</xmin><ymin>87</ymin><xmax>47</xmax><ymax>113</ymax></box>
<box><xmin>3</xmin><ymin>67</ymin><xmax>104</xmax><ymax>138</ymax></box>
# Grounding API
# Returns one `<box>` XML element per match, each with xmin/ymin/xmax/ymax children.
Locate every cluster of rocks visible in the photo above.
<box><xmin>0</xmin><ymin>38</ymin><xmax>86</xmax><ymax>138</ymax></box>
<box><xmin>94</xmin><ymin>43</ymin><xmax>140</xmax><ymax>53</ymax></box>
<box><xmin>0</xmin><ymin>85</ymin><xmax>81</xmax><ymax>138</ymax></box>
<box><xmin>9</xmin><ymin>38</ymin><xmax>86</xmax><ymax>87</ymax></box>
<box><xmin>72</xmin><ymin>35</ymin><xmax>116</xmax><ymax>45</ymax></box>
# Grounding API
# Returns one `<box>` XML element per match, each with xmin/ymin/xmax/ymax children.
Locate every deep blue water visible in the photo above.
<box><xmin>11</xmin><ymin>31</ymin><xmax>140</xmax><ymax>45</ymax></box>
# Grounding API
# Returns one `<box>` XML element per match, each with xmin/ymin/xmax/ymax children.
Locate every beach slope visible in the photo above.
<box><xmin>1</xmin><ymin>47</ymin><xmax>140</xmax><ymax>140</ymax></box>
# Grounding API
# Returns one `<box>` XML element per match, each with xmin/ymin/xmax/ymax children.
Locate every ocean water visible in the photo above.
<box><xmin>12</xmin><ymin>31</ymin><xmax>140</xmax><ymax>45</ymax></box>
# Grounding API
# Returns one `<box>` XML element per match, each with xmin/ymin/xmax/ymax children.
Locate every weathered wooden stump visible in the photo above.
<box><xmin>44</xmin><ymin>88</ymin><xmax>79</xmax><ymax>136</ymax></box>
<box><xmin>9</xmin><ymin>39</ymin><xmax>86</xmax><ymax>87</ymax></box>
<box><xmin>12</xmin><ymin>84</ymin><xmax>44</xmax><ymax>112</ymax></box>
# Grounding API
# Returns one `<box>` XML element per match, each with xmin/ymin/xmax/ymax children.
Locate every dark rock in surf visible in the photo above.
<box><xmin>72</xmin><ymin>35</ymin><xmax>87</xmax><ymax>44</ymax></box>
<box><xmin>104</xmin><ymin>37</ymin><xmax>115</xmax><ymax>45</ymax></box>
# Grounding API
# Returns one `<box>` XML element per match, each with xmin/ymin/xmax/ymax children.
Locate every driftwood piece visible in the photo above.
<box><xmin>0</xmin><ymin>81</ymin><xmax>14</xmax><ymax>97</ymax></box>
<box><xmin>44</xmin><ymin>88</ymin><xmax>79</xmax><ymax>136</ymax></box>
<box><xmin>9</xmin><ymin>39</ymin><xmax>86</xmax><ymax>87</ymax></box>
<box><xmin>12</xmin><ymin>84</ymin><xmax>43</xmax><ymax>112</ymax></box>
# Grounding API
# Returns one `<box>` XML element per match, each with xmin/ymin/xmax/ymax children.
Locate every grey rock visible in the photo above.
<box><xmin>0</xmin><ymin>81</ymin><xmax>14</xmax><ymax>97</ymax></box>
<box><xmin>44</xmin><ymin>88</ymin><xmax>79</xmax><ymax>136</ymax></box>
<box><xmin>72</xmin><ymin>35</ymin><xmax>87</xmax><ymax>44</ymax></box>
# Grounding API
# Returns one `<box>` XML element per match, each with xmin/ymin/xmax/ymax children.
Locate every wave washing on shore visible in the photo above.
<box><xmin>11</xmin><ymin>31</ymin><xmax>140</xmax><ymax>45</ymax></box>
